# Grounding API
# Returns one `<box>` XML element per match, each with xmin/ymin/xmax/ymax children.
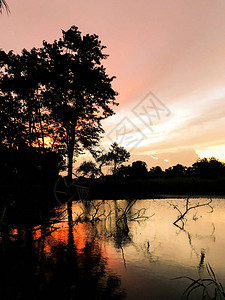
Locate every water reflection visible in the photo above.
<box><xmin>0</xmin><ymin>201</ymin><xmax>127</xmax><ymax>300</ymax></box>
<box><xmin>1</xmin><ymin>198</ymin><xmax>225</xmax><ymax>300</ymax></box>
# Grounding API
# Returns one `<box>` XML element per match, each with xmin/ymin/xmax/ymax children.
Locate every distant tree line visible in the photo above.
<box><xmin>78</xmin><ymin>156</ymin><xmax>225</xmax><ymax>181</ymax></box>
<box><xmin>77</xmin><ymin>156</ymin><xmax>225</xmax><ymax>199</ymax></box>
<box><xmin>116</xmin><ymin>157</ymin><xmax>225</xmax><ymax>180</ymax></box>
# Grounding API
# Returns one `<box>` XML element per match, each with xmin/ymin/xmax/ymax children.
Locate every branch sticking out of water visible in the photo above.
<box><xmin>169</xmin><ymin>196</ymin><xmax>213</xmax><ymax>228</ymax></box>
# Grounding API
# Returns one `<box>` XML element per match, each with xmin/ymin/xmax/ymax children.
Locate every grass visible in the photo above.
<box><xmin>175</xmin><ymin>264</ymin><xmax>225</xmax><ymax>299</ymax></box>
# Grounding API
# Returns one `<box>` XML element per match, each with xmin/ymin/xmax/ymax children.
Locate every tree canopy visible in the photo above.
<box><xmin>0</xmin><ymin>26</ymin><xmax>118</xmax><ymax>182</ymax></box>
<box><xmin>40</xmin><ymin>26</ymin><xmax>118</xmax><ymax>180</ymax></box>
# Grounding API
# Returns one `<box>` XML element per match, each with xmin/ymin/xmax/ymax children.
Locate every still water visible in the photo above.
<box><xmin>1</xmin><ymin>198</ymin><xmax>225</xmax><ymax>300</ymax></box>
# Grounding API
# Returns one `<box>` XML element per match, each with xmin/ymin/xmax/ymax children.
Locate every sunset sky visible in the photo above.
<box><xmin>1</xmin><ymin>0</ymin><xmax>225</xmax><ymax>168</ymax></box>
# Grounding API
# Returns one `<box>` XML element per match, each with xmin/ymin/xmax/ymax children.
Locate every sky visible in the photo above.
<box><xmin>1</xmin><ymin>0</ymin><xmax>225</xmax><ymax>169</ymax></box>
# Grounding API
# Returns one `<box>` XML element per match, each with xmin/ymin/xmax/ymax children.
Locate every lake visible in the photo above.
<box><xmin>0</xmin><ymin>198</ymin><xmax>225</xmax><ymax>300</ymax></box>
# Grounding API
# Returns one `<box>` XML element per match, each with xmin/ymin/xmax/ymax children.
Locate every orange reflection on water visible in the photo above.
<box><xmin>33</xmin><ymin>221</ymin><xmax>87</xmax><ymax>256</ymax></box>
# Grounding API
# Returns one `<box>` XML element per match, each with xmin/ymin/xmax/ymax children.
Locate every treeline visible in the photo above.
<box><xmin>116</xmin><ymin>157</ymin><xmax>225</xmax><ymax>180</ymax></box>
<box><xmin>76</xmin><ymin>157</ymin><xmax>225</xmax><ymax>199</ymax></box>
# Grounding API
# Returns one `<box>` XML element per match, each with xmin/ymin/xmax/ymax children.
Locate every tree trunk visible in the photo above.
<box><xmin>67</xmin><ymin>126</ymin><xmax>76</xmax><ymax>183</ymax></box>
<box><xmin>38</xmin><ymin>108</ymin><xmax>45</xmax><ymax>149</ymax></box>
<box><xmin>67</xmin><ymin>122</ymin><xmax>76</xmax><ymax>213</ymax></box>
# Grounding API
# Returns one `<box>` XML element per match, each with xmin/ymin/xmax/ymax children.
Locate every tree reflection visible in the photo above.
<box><xmin>0</xmin><ymin>204</ymin><xmax>126</xmax><ymax>300</ymax></box>
<box><xmin>174</xmin><ymin>221</ymin><xmax>216</xmax><ymax>272</ymax></box>
<box><xmin>113</xmin><ymin>200</ymin><xmax>133</xmax><ymax>248</ymax></box>
<box><xmin>0</xmin><ymin>198</ymin><xmax>153</xmax><ymax>299</ymax></box>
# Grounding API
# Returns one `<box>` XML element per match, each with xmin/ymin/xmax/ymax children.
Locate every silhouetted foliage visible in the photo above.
<box><xmin>0</xmin><ymin>48</ymin><xmax>52</xmax><ymax>150</ymax></box>
<box><xmin>89</xmin><ymin>142</ymin><xmax>130</xmax><ymax>177</ymax></box>
<box><xmin>116</xmin><ymin>161</ymin><xmax>147</xmax><ymax>179</ymax></box>
<box><xmin>0</xmin><ymin>146</ymin><xmax>64</xmax><ymax>185</ymax></box>
<box><xmin>149</xmin><ymin>166</ymin><xmax>163</xmax><ymax>178</ymax></box>
<box><xmin>176</xmin><ymin>264</ymin><xmax>225</xmax><ymax>300</ymax></box>
<box><xmin>38</xmin><ymin>26</ymin><xmax>118</xmax><ymax>182</ymax></box>
<box><xmin>0</xmin><ymin>46</ymin><xmax>66</xmax><ymax>187</ymax></box>
<box><xmin>81</xmin><ymin>156</ymin><xmax>225</xmax><ymax>198</ymax></box>
<box><xmin>192</xmin><ymin>157</ymin><xmax>225</xmax><ymax>179</ymax></box>
<box><xmin>116</xmin><ymin>165</ymin><xmax>132</xmax><ymax>179</ymax></box>
<box><xmin>164</xmin><ymin>164</ymin><xmax>187</xmax><ymax>178</ymax></box>
<box><xmin>131</xmin><ymin>160</ymin><xmax>148</xmax><ymax>178</ymax></box>
<box><xmin>107</xmin><ymin>142</ymin><xmax>130</xmax><ymax>174</ymax></box>
<box><xmin>147</xmin><ymin>158</ymin><xmax>225</xmax><ymax>180</ymax></box>
<box><xmin>76</xmin><ymin>160</ymin><xmax>100</xmax><ymax>179</ymax></box>
<box><xmin>0</xmin><ymin>25</ymin><xmax>118</xmax><ymax>197</ymax></box>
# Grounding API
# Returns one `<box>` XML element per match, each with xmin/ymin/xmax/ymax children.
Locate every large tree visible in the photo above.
<box><xmin>39</xmin><ymin>26</ymin><xmax>118</xmax><ymax>182</ymax></box>
<box><xmin>106</xmin><ymin>142</ymin><xmax>130</xmax><ymax>174</ymax></box>
<box><xmin>0</xmin><ymin>26</ymin><xmax>118</xmax><ymax>186</ymax></box>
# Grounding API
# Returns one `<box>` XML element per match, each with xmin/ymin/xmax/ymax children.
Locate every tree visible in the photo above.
<box><xmin>149</xmin><ymin>166</ymin><xmax>163</xmax><ymax>178</ymax></box>
<box><xmin>165</xmin><ymin>164</ymin><xmax>187</xmax><ymax>178</ymax></box>
<box><xmin>39</xmin><ymin>26</ymin><xmax>118</xmax><ymax>183</ymax></box>
<box><xmin>76</xmin><ymin>161</ymin><xmax>100</xmax><ymax>179</ymax></box>
<box><xmin>90</xmin><ymin>143</ymin><xmax>130</xmax><ymax>177</ymax></box>
<box><xmin>90</xmin><ymin>149</ymin><xmax>111</xmax><ymax>177</ymax></box>
<box><xmin>107</xmin><ymin>142</ymin><xmax>130</xmax><ymax>174</ymax></box>
<box><xmin>0</xmin><ymin>48</ymin><xmax>66</xmax><ymax>183</ymax></box>
<box><xmin>131</xmin><ymin>161</ymin><xmax>148</xmax><ymax>178</ymax></box>
<box><xmin>192</xmin><ymin>157</ymin><xmax>225</xmax><ymax>179</ymax></box>
<box><xmin>0</xmin><ymin>26</ymin><xmax>118</xmax><ymax>184</ymax></box>
<box><xmin>116</xmin><ymin>165</ymin><xmax>132</xmax><ymax>178</ymax></box>
<box><xmin>0</xmin><ymin>48</ymin><xmax>52</xmax><ymax>150</ymax></box>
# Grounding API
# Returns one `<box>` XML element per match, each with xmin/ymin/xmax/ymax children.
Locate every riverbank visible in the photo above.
<box><xmin>81</xmin><ymin>176</ymin><xmax>225</xmax><ymax>200</ymax></box>
<box><xmin>1</xmin><ymin>176</ymin><xmax>225</xmax><ymax>225</ymax></box>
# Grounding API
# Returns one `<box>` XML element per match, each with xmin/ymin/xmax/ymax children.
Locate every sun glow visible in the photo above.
<box><xmin>196</xmin><ymin>145</ymin><xmax>225</xmax><ymax>162</ymax></box>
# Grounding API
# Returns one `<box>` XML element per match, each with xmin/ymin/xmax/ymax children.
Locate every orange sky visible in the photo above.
<box><xmin>1</xmin><ymin>0</ymin><xmax>225</xmax><ymax>168</ymax></box>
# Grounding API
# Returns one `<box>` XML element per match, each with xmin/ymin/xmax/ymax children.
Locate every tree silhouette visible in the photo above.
<box><xmin>0</xmin><ymin>48</ymin><xmax>54</xmax><ymax>150</ymax></box>
<box><xmin>165</xmin><ymin>164</ymin><xmax>187</xmax><ymax>178</ymax></box>
<box><xmin>149</xmin><ymin>166</ymin><xmax>163</xmax><ymax>178</ymax></box>
<box><xmin>76</xmin><ymin>160</ymin><xmax>100</xmax><ymax>179</ymax></box>
<box><xmin>107</xmin><ymin>142</ymin><xmax>130</xmax><ymax>174</ymax></box>
<box><xmin>116</xmin><ymin>164</ymin><xmax>132</xmax><ymax>178</ymax></box>
<box><xmin>0</xmin><ymin>47</ymin><xmax>66</xmax><ymax>185</ymax></box>
<box><xmin>131</xmin><ymin>160</ymin><xmax>148</xmax><ymax>178</ymax></box>
<box><xmin>192</xmin><ymin>157</ymin><xmax>225</xmax><ymax>178</ymax></box>
<box><xmin>92</xmin><ymin>149</ymin><xmax>112</xmax><ymax>177</ymax></box>
<box><xmin>39</xmin><ymin>26</ymin><xmax>118</xmax><ymax>183</ymax></box>
<box><xmin>0</xmin><ymin>26</ymin><xmax>118</xmax><ymax>188</ymax></box>
<box><xmin>116</xmin><ymin>161</ymin><xmax>148</xmax><ymax>179</ymax></box>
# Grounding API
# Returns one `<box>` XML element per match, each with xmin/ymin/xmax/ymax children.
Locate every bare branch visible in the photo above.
<box><xmin>171</xmin><ymin>197</ymin><xmax>213</xmax><ymax>227</ymax></box>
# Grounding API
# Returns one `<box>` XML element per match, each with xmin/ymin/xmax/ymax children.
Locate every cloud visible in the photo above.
<box><xmin>2</xmin><ymin>0</ymin><xmax>225</xmax><ymax>167</ymax></box>
<box><xmin>130</xmin><ymin>148</ymin><xmax>199</xmax><ymax>169</ymax></box>
<box><xmin>102</xmin><ymin>87</ymin><xmax>225</xmax><ymax>165</ymax></box>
